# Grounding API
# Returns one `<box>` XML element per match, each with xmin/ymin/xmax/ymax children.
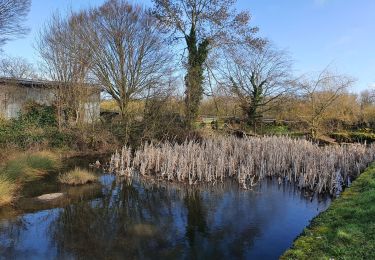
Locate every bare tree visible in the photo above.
<box><xmin>296</xmin><ymin>68</ymin><xmax>355</xmax><ymax>138</ymax></box>
<box><xmin>359</xmin><ymin>89</ymin><xmax>375</xmax><ymax>108</ymax></box>
<box><xmin>0</xmin><ymin>0</ymin><xmax>31</xmax><ymax>48</ymax></box>
<box><xmin>152</xmin><ymin>0</ymin><xmax>264</xmax><ymax>129</ymax></box>
<box><xmin>223</xmin><ymin>43</ymin><xmax>292</xmax><ymax>130</ymax></box>
<box><xmin>0</xmin><ymin>56</ymin><xmax>37</xmax><ymax>79</ymax></box>
<box><xmin>77</xmin><ymin>0</ymin><xmax>175</xmax><ymax>138</ymax></box>
<box><xmin>37</xmin><ymin>12</ymin><xmax>93</xmax><ymax>129</ymax></box>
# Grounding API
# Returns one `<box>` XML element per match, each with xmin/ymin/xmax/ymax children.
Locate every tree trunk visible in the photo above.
<box><xmin>184</xmin><ymin>25</ymin><xmax>209</xmax><ymax>129</ymax></box>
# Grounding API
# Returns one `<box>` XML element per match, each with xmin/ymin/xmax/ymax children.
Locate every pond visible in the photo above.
<box><xmin>0</xmin><ymin>157</ymin><xmax>331</xmax><ymax>259</ymax></box>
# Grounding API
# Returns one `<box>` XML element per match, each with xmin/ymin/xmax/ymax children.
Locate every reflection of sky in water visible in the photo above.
<box><xmin>0</xmin><ymin>175</ymin><xmax>330</xmax><ymax>260</ymax></box>
<box><xmin>0</xmin><ymin>209</ymin><xmax>68</xmax><ymax>259</ymax></box>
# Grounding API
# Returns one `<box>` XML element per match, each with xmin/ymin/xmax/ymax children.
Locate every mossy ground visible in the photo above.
<box><xmin>281</xmin><ymin>163</ymin><xmax>375</xmax><ymax>259</ymax></box>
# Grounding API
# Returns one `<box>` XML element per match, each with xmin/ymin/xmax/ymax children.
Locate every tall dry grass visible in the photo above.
<box><xmin>0</xmin><ymin>176</ymin><xmax>17</xmax><ymax>206</ymax></box>
<box><xmin>111</xmin><ymin>136</ymin><xmax>375</xmax><ymax>194</ymax></box>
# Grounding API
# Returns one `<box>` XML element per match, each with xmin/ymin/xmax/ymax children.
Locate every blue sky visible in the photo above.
<box><xmin>2</xmin><ymin>0</ymin><xmax>374</xmax><ymax>92</ymax></box>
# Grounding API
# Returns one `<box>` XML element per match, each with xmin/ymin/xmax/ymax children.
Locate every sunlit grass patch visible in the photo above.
<box><xmin>0</xmin><ymin>175</ymin><xmax>17</xmax><ymax>207</ymax></box>
<box><xmin>27</xmin><ymin>151</ymin><xmax>61</xmax><ymax>171</ymax></box>
<box><xmin>58</xmin><ymin>167</ymin><xmax>97</xmax><ymax>185</ymax></box>
<box><xmin>3</xmin><ymin>151</ymin><xmax>61</xmax><ymax>182</ymax></box>
<box><xmin>281</xmin><ymin>163</ymin><xmax>375</xmax><ymax>259</ymax></box>
<box><xmin>0</xmin><ymin>151</ymin><xmax>61</xmax><ymax>206</ymax></box>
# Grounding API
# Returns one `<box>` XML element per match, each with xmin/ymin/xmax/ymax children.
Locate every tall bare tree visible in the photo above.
<box><xmin>296</xmin><ymin>68</ymin><xmax>355</xmax><ymax>138</ymax></box>
<box><xmin>37</xmin><ymin>12</ymin><xmax>93</xmax><ymax>129</ymax></box>
<box><xmin>77</xmin><ymin>0</ymin><xmax>174</xmax><ymax>137</ymax></box>
<box><xmin>0</xmin><ymin>56</ymin><xmax>37</xmax><ymax>79</ymax></box>
<box><xmin>224</xmin><ymin>43</ymin><xmax>292</xmax><ymax>129</ymax></box>
<box><xmin>0</xmin><ymin>0</ymin><xmax>31</xmax><ymax>48</ymax></box>
<box><xmin>152</xmin><ymin>0</ymin><xmax>264</xmax><ymax>128</ymax></box>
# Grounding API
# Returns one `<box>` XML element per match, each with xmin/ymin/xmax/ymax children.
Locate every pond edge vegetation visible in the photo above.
<box><xmin>281</xmin><ymin>162</ymin><xmax>375</xmax><ymax>259</ymax></box>
<box><xmin>110</xmin><ymin>136</ymin><xmax>375</xmax><ymax>195</ymax></box>
<box><xmin>0</xmin><ymin>151</ymin><xmax>61</xmax><ymax>207</ymax></box>
<box><xmin>58</xmin><ymin>167</ymin><xmax>98</xmax><ymax>186</ymax></box>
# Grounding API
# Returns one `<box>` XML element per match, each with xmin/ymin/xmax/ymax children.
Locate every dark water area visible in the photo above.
<box><xmin>0</xmin><ymin>157</ymin><xmax>331</xmax><ymax>260</ymax></box>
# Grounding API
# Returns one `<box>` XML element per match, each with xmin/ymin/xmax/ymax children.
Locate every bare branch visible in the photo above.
<box><xmin>0</xmin><ymin>0</ymin><xmax>31</xmax><ymax>48</ymax></box>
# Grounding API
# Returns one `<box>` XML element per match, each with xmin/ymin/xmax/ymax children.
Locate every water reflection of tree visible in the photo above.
<box><xmin>183</xmin><ymin>187</ymin><xmax>264</xmax><ymax>259</ymax></box>
<box><xmin>184</xmin><ymin>189</ymin><xmax>207</xmax><ymax>257</ymax></box>
<box><xmin>0</xmin><ymin>217</ymin><xmax>26</xmax><ymax>257</ymax></box>
<box><xmin>51</xmin><ymin>179</ymin><xmax>186</xmax><ymax>259</ymax></box>
<box><xmin>46</xmin><ymin>178</ymin><xmax>324</xmax><ymax>259</ymax></box>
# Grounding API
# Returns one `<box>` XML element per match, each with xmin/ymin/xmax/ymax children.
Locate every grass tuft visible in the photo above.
<box><xmin>0</xmin><ymin>176</ymin><xmax>17</xmax><ymax>207</ymax></box>
<box><xmin>58</xmin><ymin>167</ymin><xmax>98</xmax><ymax>185</ymax></box>
<box><xmin>3</xmin><ymin>151</ymin><xmax>61</xmax><ymax>182</ymax></box>
<box><xmin>27</xmin><ymin>151</ymin><xmax>61</xmax><ymax>171</ymax></box>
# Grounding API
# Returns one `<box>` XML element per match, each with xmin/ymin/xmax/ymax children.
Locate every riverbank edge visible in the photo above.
<box><xmin>0</xmin><ymin>150</ymin><xmax>108</xmax><ymax>207</ymax></box>
<box><xmin>0</xmin><ymin>151</ymin><xmax>62</xmax><ymax>207</ymax></box>
<box><xmin>281</xmin><ymin>162</ymin><xmax>375</xmax><ymax>259</ymax></box>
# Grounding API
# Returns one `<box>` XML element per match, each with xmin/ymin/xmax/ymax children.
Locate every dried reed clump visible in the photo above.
<box><xmin>110</xmin><ymin>136</ymin><xmax>375</xmax><ymax>194</ymax></box>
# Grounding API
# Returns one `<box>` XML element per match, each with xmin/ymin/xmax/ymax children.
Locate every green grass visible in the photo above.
<box><xmin>281</xmin><ymin>162</ymin><xmax>375</xmax><ymax>260</ymax></box>
<box><xmin>3</xmin><ymin>151</ymin><xmax>61</xmax><ymax>182</ymax></box>
<box><xmin>0</xmin><ymin>151</ymin><xmax>61</xmax><ymax>206</ymax></box>
<box><xmin>58</xmin><ymin>167</ymin><xmax>98</xmax><ymax>185</ymax></box>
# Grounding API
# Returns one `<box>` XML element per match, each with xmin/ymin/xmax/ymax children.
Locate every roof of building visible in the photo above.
<box><xmin>0</xmin><ymin>77</ymin><xmax>102</xmax><ymax>90</ymax></box>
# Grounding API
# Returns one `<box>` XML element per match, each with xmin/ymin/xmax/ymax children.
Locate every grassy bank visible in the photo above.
<box><xmin>281</xmin><ymin>162</ymin><xmax>375</xmax><ymax>259</ymax></box>
<box><xmin>0</xmin><ymin>151</ymin><xmax>61</xmax><ymax>206</ymax></box>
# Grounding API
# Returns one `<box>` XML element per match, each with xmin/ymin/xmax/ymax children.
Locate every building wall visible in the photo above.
<box><xmin>0</xmin><ymin>84</ymin><xmax>54</xmax><ymax>119</ymax></box>
<box><xmin>0</xmin><ymin>83</ymin><xmax>100</xmax><ymax>122</ymax></box>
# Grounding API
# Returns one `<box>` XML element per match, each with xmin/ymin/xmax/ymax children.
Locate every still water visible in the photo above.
<box><xmin>0</xmin><ymin>163</ymin><xmax>330</xmax><ymax>260</ymax></box>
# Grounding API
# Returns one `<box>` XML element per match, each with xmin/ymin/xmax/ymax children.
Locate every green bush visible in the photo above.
<box><xmin>21</xmin><ymin>102</ymin><xmax>57</xmax><ymax>127</ymax></box>
<box><xmin>46</xmin><ymin>128</ymin><xmax>73</xmax><ymax>148</ymax></box>
<box><xmin>0</xmin><ymin>102</ymin><xmax>58</xmax><ymax>148</ymax></box>
<box><xmin>330</xmin><ymin>131</ymin><xmax>375</xmax><ymax>143</ymax></box>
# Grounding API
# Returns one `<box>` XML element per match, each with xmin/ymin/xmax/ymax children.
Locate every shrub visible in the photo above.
<box><xmin>0</xmin><ymin>102</ymin><xmax>57</xmax><ymax>148</ymax></box>
<box><xmin>58</xmin><ymin>168</ymin><xmax>98</xmax><ymax>185</ymax></box>
<box><xmin>0</xmin><ymin>101</ymin><xmax>118</xmax><ymax>151</ymax></box>
<box><xmin>46</xmin><ymin>128</ymin><xmax>73</xmax><ymax>148</ymax></box>
<box><xmin>330</xmin><ymin>131</ymin><xmax>375</xmax><ymax>143</ymax></box>
<box><xmin>21</xmin><ymin>102</ymin><xmax>57</xmax><ymax>127</ymax></box>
